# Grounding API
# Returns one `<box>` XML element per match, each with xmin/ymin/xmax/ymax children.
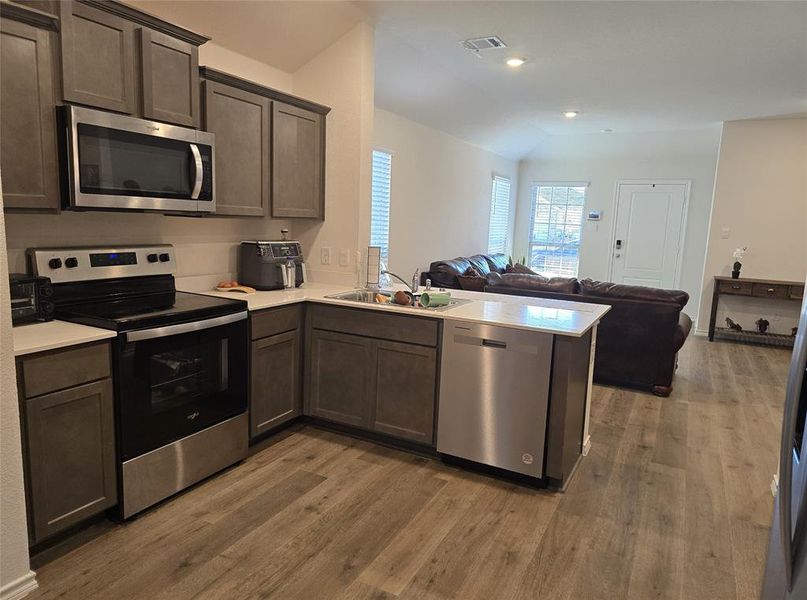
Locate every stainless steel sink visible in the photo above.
<box><xmin>325</xmin><ymin>289</ymin><xmax>469</xmax><ymax>311</ymax></box>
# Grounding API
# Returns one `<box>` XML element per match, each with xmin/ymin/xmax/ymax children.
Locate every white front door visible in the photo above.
<box><xmin>610</xmin><ymin>182</ymin><xmax>688</xmax><ymax>288</ymax></box>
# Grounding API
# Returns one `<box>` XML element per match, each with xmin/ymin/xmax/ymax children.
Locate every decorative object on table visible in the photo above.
<box><xmin>731</xmin><ymin>246</ymin><xmax>748</xmax><ymax>279</ymax></box>
<box><xmin>215</xmin><ymin>280</ymin><xmax>256</xmax><ymax>294</ymax></box>
<box><xmin>756</xmin><ymin>318</ymin><xmax>770</xmax><ymax>334</ymax></box>
<box><xmin>794</xmin><ymin>327</ymin><xmax>799</xmax><ymax>337</ymax></box>
<box><xmin>508</xmin><ymin>255</ymin><xmax>527</xmax><ymax>267</ymax></box>
<box><xmin>726</xmin><ymin>317</ymin><xmax>743</xmax><ymax>331</ymax></box>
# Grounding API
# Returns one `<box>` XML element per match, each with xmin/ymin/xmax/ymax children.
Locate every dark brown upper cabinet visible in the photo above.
<box><xmin>272</xmin><ymin>102</ymin><xmax>325</xmax><ymax>219</ymax></box>
<box><xmin>203</xmin><ymin>80</ymin><xmax>271</xmax><ymax>217</ymax></box>
<box><xmin>140</xmin><ymin>29</ymin><xmax>200</xmax><ymax>127</ymax></box>
<box><xmin>200</xmin><ymin>68</ymin><xmax>330</xmax><ymax>219</ymax></box>
<box><xmin>59</xmin><ymin>1</ymin><xmax>207</xmax><ymax>124</ymax></box>
<box><xmin>59</xmin><ymin>1</ymin><xmax>137</xmax><ymax>114</ymax></box>
<box><xmin>0</xmin><ymin>7</ymin><xmax>60</xmax><ymax>211</ymax></box>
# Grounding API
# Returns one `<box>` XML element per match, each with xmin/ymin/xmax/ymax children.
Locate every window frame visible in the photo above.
<box><xmin>527</xmin><ymin>181</ymin><xmax>589</xmax><ymax>278</ymax></box>
<box><xmin>487</xmin><ymin>174</ymin><xmax>512</xmax><ymax>256</ymax></box>
<box><xmin>369</xmin><ymin>148</ymin><xmax>393</xmax><ymax>265</ymax></box>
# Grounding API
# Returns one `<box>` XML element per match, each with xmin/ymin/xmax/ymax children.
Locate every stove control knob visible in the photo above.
<box><xmin>65</xmin><ymin>257</ymin><xmax>79</xmax><ymax>268</ymax></box>
<box><xmin>147</xmin><ymin>253</ymin><xmax>159</xmax><ymax>263</ymax></box>
<box><xmin>159</xmin><ymin>253</ymin><xmax>170</xmax><ymax>262</ymax></box>
<box><xmin>48</xmin><ymin>258</ymin><xmax>62</xmax><ymax>269</ymax></box>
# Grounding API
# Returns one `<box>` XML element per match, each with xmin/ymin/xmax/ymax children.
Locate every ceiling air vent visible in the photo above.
<box><xmin>461</xmin><ymin>36</ymin><xmax>507</xmax><ymax>53</ymax></box>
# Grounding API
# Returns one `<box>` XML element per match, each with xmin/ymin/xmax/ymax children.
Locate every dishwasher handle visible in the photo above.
<box><xmin>482</xmin><ymin>339</ymin><xmax>507</xmax><ymax>349</ymax></box>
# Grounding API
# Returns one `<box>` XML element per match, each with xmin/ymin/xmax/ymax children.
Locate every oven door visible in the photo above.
<box><xmin>64</xmin><ymin>105</ymin><xmax>214</xmax><ymax>213</ymax></box>
<box><xmin>116</xmin><ymin>312</ymin><xmax>247</xmax><ymax>460</ymax></box>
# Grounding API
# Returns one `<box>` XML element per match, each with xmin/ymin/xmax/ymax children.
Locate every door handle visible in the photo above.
<box><xmin>126</xmin><ymin>311</ymin><xmax>246</xmax><ymax>342</ymax></box>
<box><xmin>482</xmin><ymin>339</ymin><xmax>507</xmax><ymax>349</ymax></box>
<box><xmin>190</xmin><ymin>144</ymin><xmax>203</xmax><ymax>200</ymax></box>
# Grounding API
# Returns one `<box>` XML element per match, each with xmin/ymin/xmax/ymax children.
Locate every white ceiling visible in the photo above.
<box><xmin>360</xmin><ymin>1</ymin><xmax>807</xmax><ymax>159</ymax></box>
<box><xmin>130</xmin><ymin>1</ymin><xmax>367</xmax><ymax>72</ymax></box>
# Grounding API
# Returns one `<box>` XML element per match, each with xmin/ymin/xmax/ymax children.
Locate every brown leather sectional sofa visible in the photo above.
<box><xmin>421</xmin><ymin>253</ymin><xmax>692</xmax><ymax>397</ymax></box>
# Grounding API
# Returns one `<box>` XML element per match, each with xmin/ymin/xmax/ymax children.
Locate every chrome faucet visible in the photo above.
<box><xmin>381</xmin><ymin>269</ymin><xmax>419</xmax><ymax>294</ymax></box>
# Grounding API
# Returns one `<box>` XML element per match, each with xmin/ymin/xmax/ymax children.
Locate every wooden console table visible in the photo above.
<box><xmin>708</xmin><ymin>276</ymin><xmax>804</xmax><ymax>346</ymax></box>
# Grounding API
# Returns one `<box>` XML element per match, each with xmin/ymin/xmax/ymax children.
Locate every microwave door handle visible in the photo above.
<box><xmin>190</xmin><ymin>144</ymin><xmax>203</xmax><ymax>200</ymax></box>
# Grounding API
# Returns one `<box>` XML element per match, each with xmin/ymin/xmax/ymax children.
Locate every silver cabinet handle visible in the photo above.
<box><xmin>126</xmin><ymin>311</ymin><xmax>246</xmax><ymax>342</ymax></box>
<box><xmin>190</xmin><ymin>144</ymin><xmax>203</xmax><ymax>200</ymax></box>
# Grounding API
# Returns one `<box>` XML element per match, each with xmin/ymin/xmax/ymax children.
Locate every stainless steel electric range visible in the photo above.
<box><xmin>28</xmin><ymin>245</ymin><xmax>248</xmax><ymax>518</ymax></box>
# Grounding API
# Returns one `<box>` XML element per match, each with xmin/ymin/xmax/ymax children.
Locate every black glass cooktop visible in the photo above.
<box><xmin>58</xmin><ymin>291</ymin><xmax>247</xmax><ymax>332</ymax></box>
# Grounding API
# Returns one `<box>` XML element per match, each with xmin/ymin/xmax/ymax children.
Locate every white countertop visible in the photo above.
<box><xmin>182</xmin><ymin>282</ymin><xmax>610</xmax><ymax>338</ymax></box>
<box><xmin>13</xmin><ymin>320</ymin><xmax>117</xmax><ymax>357</ymax></box>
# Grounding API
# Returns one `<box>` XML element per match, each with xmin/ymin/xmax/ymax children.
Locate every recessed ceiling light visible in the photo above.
<box><xmin>506</xmin><ymin>57</ymin><xmax>525</xmax><ymax>68</ymax></box>
<box><xmin>563</xmin><ymin>111</ymin><xmax>579</xmax><ymax>119</ymax></box>
<box><xmin>601</xmin><ymin>128</ymin><xmax>613</xmax><ymax>133</ymax></box>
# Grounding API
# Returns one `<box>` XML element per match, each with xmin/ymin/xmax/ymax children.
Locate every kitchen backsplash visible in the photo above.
<box><xmin>4</xmin><ymin>211</ymin><xmax>294</xmax><ymax>289</ymax></box>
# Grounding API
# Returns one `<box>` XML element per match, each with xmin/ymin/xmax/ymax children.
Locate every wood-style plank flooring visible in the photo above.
<box><xmin>28</xmin><ymin>337</ymin><xmax>790</xmax><ymax>599</ymax></box>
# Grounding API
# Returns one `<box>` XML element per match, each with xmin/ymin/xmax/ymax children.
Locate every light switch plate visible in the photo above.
<box><xmin>720</xmin><ymin>227</ymin><xmax>730</xmax><ymax>239</ymax></box>
<box><xmin>339</xmin><ymin>248</ymin><xmax>350</xmax><ymax>267</ymax></box>
<box><xmin>320</xmin><ymin>247</ymin><xmax>331</xmax><ymax>265</ymax></box>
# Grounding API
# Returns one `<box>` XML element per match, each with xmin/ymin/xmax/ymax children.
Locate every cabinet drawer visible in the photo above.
<box><xmin>309</xmin><ymin>304</ymin><xmax>439</xmax><ymax>347</ymax></box>
<box><xmin>791</xmin><ymin>285</ymin><xmax>804</xmax><ymax>300</ymax></box>
<box><xmin>752</xmin><ymin>283</ymin><xmax>789</xmax><ymax>299</ymax></box>
<box><xmin>21</xmin><ymin>342</ymin><xmax>111</xmax><ymax>398</ymax></box>
<box><xmin>251</xmin><ymin>305</ymin><xmax>302</xmax><ymax>340</ymax></box>
<box><xmin>718</xmin><ymin>280</ymin><xmax>753</xmax><ymax>296</ymax></box>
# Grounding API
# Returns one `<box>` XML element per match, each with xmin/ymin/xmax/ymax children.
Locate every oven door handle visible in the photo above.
<box><xmin>190</xmin><ymin>144</ymin><xmax>203</xmax><ymax>200</ymax></box>
<box><xmin>125</xmin><ymin>311</ymin><xmax>247</xmax><ymax>343</ymax></box>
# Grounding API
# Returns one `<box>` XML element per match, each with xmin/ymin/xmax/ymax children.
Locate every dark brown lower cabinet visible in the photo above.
<box><xmin>371</xmin><ymin>340</ymin><xmax>437</xmax><ymax>444</ymax></box>
<box><xmin>307</xmin><ymin>330</ymin><xmax>373</xmax><ymax>428</ymax></box>
<box><xmin>250</xmin><ymin>329</ymin><xmax>301</xmax><ymax>438</ymax></box>
<box><xmin>23</xmin><ymin>378</ymin><xmax>117</xmax><ymax>543</ymax></box>
<box><xmin>306</xmin><ymin>323</ymin><xmax>439</xmax><ymax>445</ymax></box>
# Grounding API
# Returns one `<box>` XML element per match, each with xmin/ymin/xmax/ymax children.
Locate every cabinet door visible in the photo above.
<box><xmin>272</xmin><ymin>102</ymin><xmax>324</xmax><ymax>219</ymax></box>
<box><xmin>371</xmin><ymin>340</ymin><xmax>437</xmax><ymax>445</ymax></box>
<box><xmin>59</xmin><ymin>1</ymin><xmax>135</xmax><ymax>114</ymax></box>
<box><xmin>307</xmin><ymin>330</ymin><xmax>372</xmax><ymax>428</ymax></box>
<box><xmin>251</xmin><ymin>329</ymin><xmax>301</xmax><ymax>438</ymax></box>
<box><xmin>0</xmin><ymin>18</ymin><xmax>59</xmax><ymax>210</ymax></box>
<box><xmin>24</xmin><ymin>379</ymin><xmax>117</xmax><ymax>543</ymax></box>
<box><xmin>203</xmin><ymin>80</ymin><xmax>270</xmax><ymax>216</ymax></box>
<box><xmin>140</xmin><ymin>29</ymin><xmax>199</xmax><ymax>127</ymax></box>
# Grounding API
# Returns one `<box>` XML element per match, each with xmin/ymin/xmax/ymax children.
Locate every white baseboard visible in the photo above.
<box><xmin>582</xmin><ymin>435</ymin><xmax>591</xmax><ymax>456</ymax></box>
<box><xmin>0</xmin><ymin>571</ymin><xmax>37</xmax><ymax>600</ymax></box>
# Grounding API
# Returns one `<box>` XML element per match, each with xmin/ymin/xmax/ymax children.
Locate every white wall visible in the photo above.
<box><xmin>373</xmin><ymin>109</ymin><xmax>519</xmax><ymax>278</ymax></box>
<box><xmin>697</xmin><ymin>118</ymin><xmax>807</xmax><ymax>333</ymax></box>
<box><xmin>293</xmin><ymin>23</ymin><xmax>375</xmax><ymax>286</ymax></box>
<box><xmin>0</xmin><ymin>181</ymin><xmax>37</xmax><ymax>600</ymax></box>
<box><xmin>514</xmin><ymin>127</ymin><xmax>721</xmax><ymax>321</ymax></box>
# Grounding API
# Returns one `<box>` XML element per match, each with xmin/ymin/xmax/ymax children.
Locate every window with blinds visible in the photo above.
<box><xmin>370</xmin><ymin>150</ymin><xmax>392</xmax><ymax>264</ymax></box>
<box><xmin>487</xmin><ymin>176</ymin><xmax>511</xmax><ymax>255</ymax></box>
<box><xmin>528</xmin><ymin>183</ymin><xmax>587</xmax><ymax>277</ymax></box>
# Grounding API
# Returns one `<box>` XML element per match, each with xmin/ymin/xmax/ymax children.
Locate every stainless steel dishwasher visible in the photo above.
<box><xmin>437</xmin><ymin>319</ymin><xmax>553</xmax><ymax>477</ymax></box>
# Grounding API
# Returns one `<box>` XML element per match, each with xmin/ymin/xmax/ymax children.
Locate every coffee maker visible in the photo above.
<box><xmin>238</xmin><ymin>241</ymin><xmax>306</xmax><ymax>290</ymax></box>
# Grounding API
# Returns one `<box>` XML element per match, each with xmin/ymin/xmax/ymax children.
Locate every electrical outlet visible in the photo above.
<box><xmin>320</xmin><ymin>247</ymin><xmax>331</xmax><ymax>265</ymax></box>
<box><xmin>338</xmin><ymin>248</ymin><xmax>350</xmax><ymax>267</ymax></box>
<box><xmin>720</xmin><ymin>227</ymin><xmax>730</xmax><ymax>239</ymax></box>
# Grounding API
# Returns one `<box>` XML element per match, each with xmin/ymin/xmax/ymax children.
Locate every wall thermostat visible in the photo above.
<box><xmin>587</xmin><ymin>210</ymin><xmax>602</xmax><ymax>221</ymax></box>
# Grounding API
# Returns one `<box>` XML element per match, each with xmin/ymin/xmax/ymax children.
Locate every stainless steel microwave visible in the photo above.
<box><xmin>61</xmin><ymin>105</ymin><xmax>215</xmax><ymax>213</ymax></box>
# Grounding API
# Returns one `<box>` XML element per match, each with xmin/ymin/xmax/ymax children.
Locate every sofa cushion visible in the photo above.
<box><xmin>674</xmin><ymin>312</ymin><xmax>693</xmax><ymax>352</ymax></box>
<box><xmin>486</xmin><ymin>272</ymin><xmax>580</xmax><ymax>294</ymax></box>
<box><xmin>457</xmin><ymin>267</ymin><xmax>486</xmax><ymax>292</ymax></box>
<box><xmin>484</xmin><ymin>253</ymin><xmax>509</xmax><ymax>273</ymax></box>
<box><xmin>467</xmin><ymin>254</ymin><xmax>492</xmax><ymax>277</ymax></box>
<box><xmin>427</xmin><ymin>257</ymin><xmax>473</xmax><ymax>289</ymax></box>
<box><xmin>579</xmin><ymin>279</ymin><xmax>689</xmax><ymax>308</ymax></box>
<box><xmin>505</xmin><ymin>262</ymin><xmax>538</xmax><ymax>275</ymax></box>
